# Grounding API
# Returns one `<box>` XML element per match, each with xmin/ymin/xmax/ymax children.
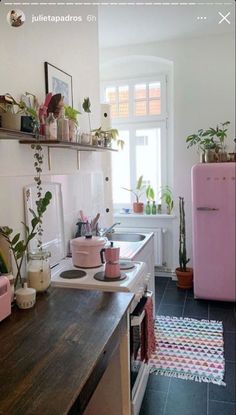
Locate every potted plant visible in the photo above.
<box><xmin>0</xmin><ymin>143</ymin><xmax>52</xmax><ymax>291</ymax></box>
<box><xmin>206</xmin><ymin>121</ymin><xmax>230</xmax><ymax>162</ymax></box>
<box><xmin>186</xmin><ymin>121</ymin><xmax>230</xmax><ymax>163</ymax></box>
<box><xmin>122</xmin><ymin>175</ymin><xmax>145</xmax><ymax>213</ymax></box>
<box><xmin>0</xmin><ymin>192</ymin><xmax>52</xmax><ymax>289</ymax></box>
<box><xmin>175</xmin><ymin>197</ymin><xmax>193</xmax><ymax>289</ymax></box>
<box><xmin>91</xmin><ymin>127</ymin><xmax>124</xmax><ymax>149</ymax></box>
<box><xmin>0</xmin><ymin>94</ymin><xmax>27</xmax><ymax>130</ymax></box>
<box><xmin>64</xmin><ymin>105</ymin><xmax>80</xmax><ymax>142</ymax></box>
<box><xmin>160</xmin><ymin>186</ymin><xmax>174</xmax><ymax>214</ymax></box>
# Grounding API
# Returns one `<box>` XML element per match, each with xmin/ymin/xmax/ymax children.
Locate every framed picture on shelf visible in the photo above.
<box><xmin>44</xmin><ymin>62</ymin><xmax>73</xmax><ymax>106</ymax></box>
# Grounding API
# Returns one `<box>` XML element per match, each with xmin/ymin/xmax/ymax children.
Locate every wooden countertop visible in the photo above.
<box><xmin>0</xmin><ymin>288</ymin><xmax>133</xmax><ymax>415</ymax></box>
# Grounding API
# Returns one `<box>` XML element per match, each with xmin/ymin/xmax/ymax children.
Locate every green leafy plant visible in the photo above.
<box><xmin>146</xmin><ymin>185</ymin><xmax>155</xmax><ymax>202</ymax></box>
<box><xmin>64</xmin><ymin>105</ymin><xmax>80</xmax><ymax>125</ymax></box>
<box><xmin>92</xmin><ymin>127</ymin><xmax>124</xmax><ymax>149</ymax></box>
<box><xmin>178</xmin><ymin>197</ymin><xmax>190</xmax><ymax>272</ymax></box>
<box><xmin>122</xmin><ymin>175</ymin><xmax>145</xmax><ymax>203</ymax></box>
<box><xmin>0</xmin><ymin>192</ymin><xmax>52</xmax><ymax>288</ymax></box>
<box><xmin>186</xmin><ymin>121</ymin><xmax>230</xmax><ymax>152</ymax></box>
<box><xmin>82</xmin><ymin>97</ymin><xmax>92</xmax><ymax>131</ymax></box>
<box><xmin>160</xmin><ymin>186</ymin><xmax>174</xmax><ymax>214</ymax></box>
<box><xmin>31</xmin><ymin>144</ymin><xmax>47</xmax><ymax>249</ymax></box>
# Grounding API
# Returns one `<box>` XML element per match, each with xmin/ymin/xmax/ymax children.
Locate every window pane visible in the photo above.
<box><xmin>135</xmin><ymin>128</ymin><xmax>162</xmax><ymax>203</ymax></box>
<box><xmin>106</xmin><ymin>87</ymin><xmax>116</xmax><ymax>103</ymax></box>
<box><xmin>149</xmin><ymin>82</ymin><xmax>161</xmax><ymax>98</ymax></box>
<box><xmin>135</xmin><ymin>84</ymin><xmax>146</xmax><ymax>100</ymax></box>
<box><xmin>135</xmin><ymin>101</ymin><xmax>147</xmax><ymax>116</ymax></box>
<box><xmin>112</xmin><ymin>131</ymin><xmax>130</xmax><ymax>204</ymax></box>
<box><xmin>110</xmin><ymin>103</ymin><xmax>118</xmax><ymax>118</ymax></box>
<box><xmin>119</xmin><ymin>86</ymin><xmax>129</xmax><ymax>102</ymax></box>
<box><xmin>119</xmin><ymin>102</ymin><xmax>129</xmax><ymax>117</ymax></box>
<box><xmin>149</xmin><ymin>99</ymin><xmax>161</xmax><ymax>115</ymax></box>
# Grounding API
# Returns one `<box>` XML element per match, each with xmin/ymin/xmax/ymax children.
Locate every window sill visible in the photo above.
<box><xmin>114</xmin><ymin>212</ymin><xmax>176</xmax><ymax>219</ymax></box>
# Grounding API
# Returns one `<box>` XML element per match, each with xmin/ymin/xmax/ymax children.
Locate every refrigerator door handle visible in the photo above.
<box><xmin>197</xmin><ymin>207</ymin><xmax>219</xmax><ymax>211</ymax></box>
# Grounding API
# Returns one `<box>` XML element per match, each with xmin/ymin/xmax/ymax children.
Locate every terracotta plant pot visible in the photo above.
<box><xmin>175</xmin><ymin>267</ymin><xmax>193</xmax><ymax>289</ymax></box>
<box><xmin>133</xmin><ymin>202</ymin><xmax>144</xmax><ymax>214</ymax></box>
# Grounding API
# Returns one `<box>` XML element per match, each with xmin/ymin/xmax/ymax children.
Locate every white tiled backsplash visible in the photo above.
<box><xmin>0</xmin><ymin>148</ymin><xmax>113</xmax><ymax>257</ymax></box>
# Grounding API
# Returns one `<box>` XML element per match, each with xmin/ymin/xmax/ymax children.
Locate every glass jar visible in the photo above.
<box><xmin>45</xmin><ymin>112</ymin><xmax>57</xmax><ymax>141</ymax></box>
<box><xmin>27</xmin><ymin>250</ymin><xmax>51</xmax><ymax>292</ymax></box>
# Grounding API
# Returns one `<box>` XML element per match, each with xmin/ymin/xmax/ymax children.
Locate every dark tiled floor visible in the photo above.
<box><xmin>140</xmin><ymin>277</ymin><xmax>236</xmax><ymax>415</ymax></box>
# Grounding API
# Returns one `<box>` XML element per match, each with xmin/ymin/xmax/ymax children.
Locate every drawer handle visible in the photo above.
<box><xmin>197</xmin><ymin>207</ymin><xmax>219</xmax><ymax>211</ymax></box>
<box><xmin>131</xmin><ymin>310</ymin><xmax>145</xmax><ymax>327</ymax></box>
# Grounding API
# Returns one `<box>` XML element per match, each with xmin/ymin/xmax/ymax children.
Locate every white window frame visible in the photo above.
<box><xmin>101</xmin><ymin>75</ymin><xmax>169</xmax><ymax>210</ymax></box>
<box><xmin>101</xmin><ymin>75</ymin><xmax>168</xmax><ymax>123</ymax></box>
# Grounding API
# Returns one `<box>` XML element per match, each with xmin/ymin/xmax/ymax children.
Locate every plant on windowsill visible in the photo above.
<box><xmin>122</xmin><ymin>175</ymin><xmax>145</xmax><ymax>214</ymax></box>
<box><xmin>160</xmin><ymin>186</ymin><xmax>174</xmax><ymax>215</ymax></box>
<box><xmin>175</xmin><ymin>197</ymin><xmax>193</xmax><ymax>289</ymax></box>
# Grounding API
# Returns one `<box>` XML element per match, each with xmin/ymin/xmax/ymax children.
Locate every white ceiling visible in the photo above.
<box><xmin>98</xmin><ymin>2</ymin><xmax>235</xmax><ymax>48</ymax></box>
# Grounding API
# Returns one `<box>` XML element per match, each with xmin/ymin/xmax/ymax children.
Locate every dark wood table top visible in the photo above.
<box><xmin>0</xmin><ymin>287</ymin><xmax>133</xmax><ymax>415</ymax></box>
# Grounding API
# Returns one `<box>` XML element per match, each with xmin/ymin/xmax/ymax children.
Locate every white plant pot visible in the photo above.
<box><xmin>15</xmin><ymin>283</ymin><xmax>36</xmax><ymax>309</ymax></box>
<box><xmin>0</xmin><ymin>112</ymin><xmax>22</xmax><ymax>130</ymax></box>
<box><xmin>80</xmin><ymin>133</ymin><xmax>92</xmax><ymax>145</ymax></box>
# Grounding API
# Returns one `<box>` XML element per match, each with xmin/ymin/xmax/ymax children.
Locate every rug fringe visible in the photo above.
<box><xmin>156</xmin><ymin>315</ymin><xmax>223</xmax><ymax>325</ymax></box>
<box><xmin>149</xmin><ymin>367</ymin><xmax>226</xmax><ymax>386</ymax></box>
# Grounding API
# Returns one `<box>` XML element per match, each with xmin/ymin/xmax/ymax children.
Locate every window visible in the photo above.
<box><xmin>102</xmin><ymin>76</ymin><xmax>168</xmax><ymax>208</ymax></box>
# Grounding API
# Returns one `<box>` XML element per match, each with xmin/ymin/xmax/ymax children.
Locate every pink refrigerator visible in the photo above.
<box><xmin>192</xmin><ymin>163</ymin><xmax>236</xmax><ymax>301</ymax></box>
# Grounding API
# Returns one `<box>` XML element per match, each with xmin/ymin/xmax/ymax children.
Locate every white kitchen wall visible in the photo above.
<box><xmin>100</xmin><ymin>33</ymin><xmax>235</xmax><ymax>268</ymax></box>
<box><xmin>0</xmin><ymin>5</ymin><xmax>113</xmax><ymax>255</ymax></box>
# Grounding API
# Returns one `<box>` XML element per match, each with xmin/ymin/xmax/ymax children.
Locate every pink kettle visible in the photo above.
<box><xmin>100</xmin><ymin>242</ymin><xmax>120</xmax><ymax>278</ymax></box>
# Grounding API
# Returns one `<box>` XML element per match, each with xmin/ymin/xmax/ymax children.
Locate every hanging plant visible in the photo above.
<box><xmin>31</xmin><ymin>144</ymin><xmax>45</xmax><ymax>249</ymax></box>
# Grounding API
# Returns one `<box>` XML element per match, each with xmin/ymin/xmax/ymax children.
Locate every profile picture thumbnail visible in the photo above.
<box><xmin>7</xmin><ymin>9</ymin><xmax>25</xmax><ymax>27</ymax></box>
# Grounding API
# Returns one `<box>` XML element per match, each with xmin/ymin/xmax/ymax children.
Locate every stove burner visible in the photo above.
<box><xmin>60</xmin><ymin>270</ymin><xmax>87</xmax><ymax>279</ymax></box>
<box><xmin>94</xmin><ymin>272</ymin><xmax>127</xmax><ymax>282</ymax></box>
<box><xmin>119</xmin><ymin>261</ymin><xmax>135</xmax><ymax>270</ymax></box>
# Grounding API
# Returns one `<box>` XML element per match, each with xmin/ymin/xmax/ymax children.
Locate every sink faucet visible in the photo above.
<box><xmin>99</xmin><ymin>222</ymin><xmax>121</xmax><ymax>237</ymax></box>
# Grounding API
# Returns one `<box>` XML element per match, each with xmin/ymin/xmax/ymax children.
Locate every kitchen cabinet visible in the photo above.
<box><xmin>0</xmin><ymin>288</ymin><xmax>133</xmax><ymax>415</ymax></box>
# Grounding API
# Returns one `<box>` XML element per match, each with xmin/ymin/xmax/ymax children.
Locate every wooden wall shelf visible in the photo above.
<box><xmin>0</xmin><ymin>128</ymin><xmax>117</xmax><ymax>170</ymax></box>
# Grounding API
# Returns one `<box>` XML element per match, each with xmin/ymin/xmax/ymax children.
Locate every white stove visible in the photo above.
<box><xmin>51</xmin><ymin>258</ymin><xmax>149</xmax><ymax>306</ymax></box>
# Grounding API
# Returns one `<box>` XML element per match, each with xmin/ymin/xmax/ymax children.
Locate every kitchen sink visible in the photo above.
<box><xmin>107</xmin><ymin>233</ymin><xmax>146</xmax><ymax>242</ymax></box>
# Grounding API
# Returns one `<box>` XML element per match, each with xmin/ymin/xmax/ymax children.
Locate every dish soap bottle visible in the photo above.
<box><xmin>152</xmin><ymin>201</ymin><xmax>157</xmax><ymax>215</ymax></box>
<box><xmin>46</xmin><ymin>112</ymin><xmax>57</xmax><ymax>141</ymax></box>
<box><xmin>145</xmin><ymin>201</ymin><xmax>151</xmax><ymax>215</ymax></box>
<box><xmin>57</xmin><ymin>108</ymin><xmax>69</xmax><ymax>141</ymax></box>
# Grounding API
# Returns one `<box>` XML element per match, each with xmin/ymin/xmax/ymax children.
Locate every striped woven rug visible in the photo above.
<box><xmin>149</xmin><ymin>315</ymin><xmax>225</xmax><ymax>386</ymax></box>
